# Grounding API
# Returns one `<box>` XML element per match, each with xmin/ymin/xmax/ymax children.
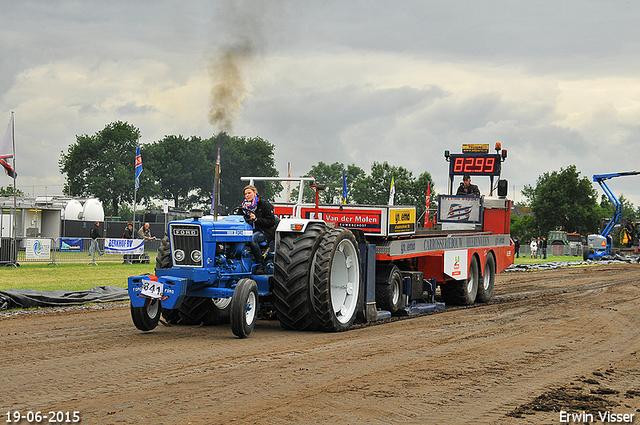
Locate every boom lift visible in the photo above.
<box><xmin>586</xmin><ymin>171</ymin><xmax>640</xmax><ymax>259</ymax></box>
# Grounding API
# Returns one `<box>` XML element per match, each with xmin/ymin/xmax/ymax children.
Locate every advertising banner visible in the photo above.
<box><xmin>389</xmin><ymin>208</ymin><xmax>415</xmax><ymax>234</ymax></box>
<box><xmin>104</xmin><ymin>238</ymin><xmax>145</xmax><ymax>255</ymax></box>
<box><xmin>60</xmin><ymin>238</ymin><xmax>83</xmax><ymax>252</ymax></box>
<box><xmin>25</xmin><ymin>238</ymin><xmax>51</xmax><ymax>260</ymax></box>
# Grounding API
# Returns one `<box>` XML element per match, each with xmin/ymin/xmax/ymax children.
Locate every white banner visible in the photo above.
<box><xmin>444</xmin><ymin>249</ymin><xmax>468</xmax><ymax>281</ymax></box>
<box><xmin>104</xmin><ymin>238</ymin><xmax>145</xmax><ymax>255</ymax></box>
<box><xmin>25</xmin><ymin>238</ymin><xmax>51</xmax><ymax>260</ymax></box>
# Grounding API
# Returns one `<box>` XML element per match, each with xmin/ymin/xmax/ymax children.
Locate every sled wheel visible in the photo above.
<box><xmin>375</xmin><ymin>264</ymin><xmax>403</xmax><ymax>314</ymax></box>
<box><xmin>312</xmin><ymin>228</ymin><xmax>361</xmax><ymax>332</ymax></box>
<box><xmin>440</xmin><ymin>256</ymin><xmax>479</xmax><ymax>306</ymax></box>
<box><xmin>131</xmin><ymin>298</ymin><xmax>161</xmax><ymax>332</ymax></box>
<box><xmin>231</xmin><ymin>278</ymin><xmax>259</xmax><ymax>338</ymax></box>
<box><xmin>476</xmin><ymin>254</ymin><xmax>495</xmax><ymax>303</ymax></box>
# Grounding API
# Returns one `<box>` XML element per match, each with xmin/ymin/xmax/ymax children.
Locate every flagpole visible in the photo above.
<box><xmin>10</xmin><ymin>112</ymin><xmax>17</xmax><ymax>266</ymax></box>
<box><xmin>133</xmin><ymin>183</ymin><xmax>137</xmax><ymax>232</ymax></box>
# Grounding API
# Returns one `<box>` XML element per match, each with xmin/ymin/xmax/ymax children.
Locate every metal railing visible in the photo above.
<box><xmin>4</xmin><ymin>237</ymin><xmax>161</xmax><ymax>265</ymax></box>
<box><xmin>516</xmin><ymin>244</ymin><xmax>585</xmax><ymax>258</ymax></box>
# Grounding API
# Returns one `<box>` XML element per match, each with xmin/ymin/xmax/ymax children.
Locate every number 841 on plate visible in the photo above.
<box><xmin>141</xmin><ymin>279</ymin><xmax>164</xmax><ymax>299</ymax></box>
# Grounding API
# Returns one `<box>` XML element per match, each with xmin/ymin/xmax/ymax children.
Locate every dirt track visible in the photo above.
<box><xmin>2</xmin><ymin>264</ymin><xmax>640</xmax><ymax>425</ymax></box>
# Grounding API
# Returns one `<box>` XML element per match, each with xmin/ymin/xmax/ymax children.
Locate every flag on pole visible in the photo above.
<box><xmin>341</xmin><ymin>169</ymin><xmax>348</xmax><ymax>204</ymax></box>
<box><xmin>135</xmin><ymin>143</ymin><xmax>142</xmax><ymax>189</ymax></box>
<box><xmin>211</xmin><ymin>148</ymin><xmax>221</xmax><ymax>216</ymax></box>
<box><xmin>0</xmin><ymin>114</ymin><xmax>16</xmax><ymax>178</ymax></box>
<box><xmin>388</xmin><ymin>177</ymin><xmax>395</xmax><ymax>205</ymax></box>
<box><xmin>424</xmin><ymin>182</ymin><xmax>431</xmax><ymax>227</ymax></box>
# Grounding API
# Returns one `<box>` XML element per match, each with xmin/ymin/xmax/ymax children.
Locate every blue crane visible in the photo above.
<box><xmin>587</xmin><ymin>171</ymin><xmax>640</xmax><ymax>259</ymax></box>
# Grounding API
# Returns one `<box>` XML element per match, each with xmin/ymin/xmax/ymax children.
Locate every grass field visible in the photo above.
<box><xmin>0</xmin><ymin>262</ymin><xmax>153</xmax><ymax>291</ymax></box>
<box><xmin>0</xmin><ymin>254</ymin><xmax>586</xmax><ymax>292</ymax></box>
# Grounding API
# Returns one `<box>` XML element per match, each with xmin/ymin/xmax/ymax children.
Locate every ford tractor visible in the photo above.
<box><xmin>128</xmin><ymin>184</ymin><xmax>364</xmax><ymax>338</ymax></box>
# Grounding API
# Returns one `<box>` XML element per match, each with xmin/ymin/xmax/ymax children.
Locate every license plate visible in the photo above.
<box><xmin>141</xmin><ymin>279</ymin><xmax>164</xmax><ymax>299</ymax></box>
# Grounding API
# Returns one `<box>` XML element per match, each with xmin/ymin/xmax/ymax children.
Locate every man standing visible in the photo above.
<box><xmin>89</xmin><ymin>221</ymin><xmax>102</xmax><ymax>257</ymax></box>
<box><xmin>456</xmin><ymin>175</ymin><xmax>481</xmax><ymax>196</ymax></box>
<box><xmin>122</xmin><ymin>221</ymin><xmax>134</xmax><ymax>264</ymax></box>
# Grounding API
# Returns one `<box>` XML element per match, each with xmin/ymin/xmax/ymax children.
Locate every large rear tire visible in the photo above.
<box><xmin>440</xmin><ymin>256</ymin><xmax>479</xmax><ymax>306</ymax></box>
<box><xmin>375</xmin><ymin>264</ymin><xmax>403</xmax><ymax>315</ymax></box>
<box><xmin>312</xmin><ymin>228</ymin><xmax>361</xmax><ymax>332</ymax></box>
<box><xmin>131</xmin><ymin>298</ymin><xmax>161</xmax><ymax>331</ymax></box>
<box><xmin>155</xmin><ymin>235</ymin><xmax>171</xmax><ymax>270</ymax></box>
<box><xmin>154</xmin><ymin>235</ymin><xmax>180</xmax><ymax>324</ymax></box>
<box><xmin>231</xmin><ymin>278</ymin><xmax>258</xmax><ymax>338</ymax></box>
<box><xmin>273</xmin><ymin>223</ymin><xmax>327</xmax><ymax>331</ymax></box>
<box><xmin>476</xmin><ymin>254</ymin><xmax>495</xmax><ymax>303</ymax></box>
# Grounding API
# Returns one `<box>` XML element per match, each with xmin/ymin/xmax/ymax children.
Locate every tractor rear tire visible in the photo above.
<box><xmin>476</xmin><ymin>254</ymin><xmax>495</xmax><ymax>303</ymax></box>
<box><xmin>440</xmin><ymin>256</ymin><xmax>479</xmax><ymax>306</ymax></box>
<box><xmin>231</xmin><ymin>278</ymin><xmax>259</xmax><ymax>338</ymax></box>
<box><xmin>153</xmin><ymin>235</ymin><xmax>181</xmax><ymax>323</ymax></box>
<box><xmin>155</xmin><ymin>235</ymin><xmax>171</xmax><ymax>271</ymax></box>
<box><xmin>131</xmin><ymin>298</ymin><xmax>161</xmax><ymax>331</ymax></box>
<box><xmin>311</xmin><ymin>228</ymin><xmax>362</xmax><ymax>332</ymax></box>
<box><xmin>273</xmin><ymin>223</ymin><xmax>327</xmax><ymax>331</ymax></box>
<box><xmin>375</xmin><ymin>264</ymin><xmax>403</xmax><ymax>315</ymax></box>
<box><xmin>175</xmin><ymin>297</ymin><xmax>218</xmax><ymax>325</ymax></box>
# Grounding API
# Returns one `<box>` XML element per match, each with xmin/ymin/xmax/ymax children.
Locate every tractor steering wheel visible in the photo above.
<box><xmin>232</xmin><ymin>207</ymin><xmax>254</xmax><ymax>223</ymax></box>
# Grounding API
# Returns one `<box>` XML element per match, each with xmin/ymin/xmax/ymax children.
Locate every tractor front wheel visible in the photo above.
<box><xmin>131</xmin><ymin>298</ymin><xmax>161</xmax><ymax>332</ymax></box>
<box><xmin>231</xmin><ymin>278</ymin><xmax>259</xmax><ymax>338</ymax></box>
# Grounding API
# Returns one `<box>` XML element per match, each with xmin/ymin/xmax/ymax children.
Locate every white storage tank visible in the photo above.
<box><xmin>82</xmin><ymin>199</ymin><xmax>104</xmax><ymax>222</ymax></box>
<box><xmin>64</xmin><ymin>199</ymin><xmax>84</xmax><ymax>221</ymax></box>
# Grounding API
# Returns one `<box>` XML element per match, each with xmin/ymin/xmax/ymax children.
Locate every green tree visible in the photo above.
<box><xmin>290</xmin><ymin>162</ymin><xmax>366</xmax><ymax>204</ymax></box>
<box><xmin>0</xmin><ymin>186</ymin><xmax>24</xmax><ymax>196</ymax></box>
<box><xmin>142</xmin><ymin>135</ymin><xmax>208</xmax><ymax>210</ymax></box>
<box><xmin>521</xmin><ymin>165</ymin><xmax>600</xmax><ymax>235</ymax></box>
<box><xmin>510</xmin><ymin>214</ymin><xmax>536</xmax><ymax>242</ymax></box>
<box><xmin>59</xmin><ymin>121</ymin><xmax>141</xmax><ymax>216</ymax></box>
<box><xmin>351</xmin><ymin>162</ymin><xmax>431</xmax><ymax>207</ymax></box>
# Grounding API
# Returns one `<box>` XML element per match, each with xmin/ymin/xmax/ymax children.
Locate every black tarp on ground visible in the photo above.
<box><xmin>0</xmin><ymin>286</ymin><xmax>128</xmax><ymax>311</ymax></box>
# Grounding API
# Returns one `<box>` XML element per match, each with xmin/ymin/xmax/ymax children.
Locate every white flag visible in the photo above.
<box><xmin>0</xmin><ymin>114</ymin><xmax>13</xmax><ymax>159</ymax></box>
<box><xmin>388</xmin><ymin>177</ymin><xmax>395</xmax><ymax>205</ymax></box>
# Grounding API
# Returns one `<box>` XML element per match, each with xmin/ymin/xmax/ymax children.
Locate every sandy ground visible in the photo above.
<box><xmin>2</xmin><ymin>263</ymin><xmax>640</xmax><ymax>425</ymax></box>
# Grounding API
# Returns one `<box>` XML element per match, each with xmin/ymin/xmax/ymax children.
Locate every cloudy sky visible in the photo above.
<box><xmin>2</xmin><ymin>0</ymin><xmax>640</xmax><ymax>206</ymax></box>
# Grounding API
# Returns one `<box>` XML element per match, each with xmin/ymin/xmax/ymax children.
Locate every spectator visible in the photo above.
<box><xmin>514</xmin><ymin>237</ymin><xmax>520</xmax><ymax>258</ymax></box>
<box><xmin>89</xmin><ymin>221</ymin><xmax>103</xmax><ymax>257</ymax></box>
<box><xmin>530</xmin><ymin>239</ymin><xmax>537</xmax><ymax>259</ymax></box>
<box><xmin>122</xmin><ymin>221</ymin><xmax>134</xmax><ymax>264</ymax></box>
<box><xmin>138</xmin><ymin>222</ymin><xmax>154</xmax><ymax>241</ymax></box>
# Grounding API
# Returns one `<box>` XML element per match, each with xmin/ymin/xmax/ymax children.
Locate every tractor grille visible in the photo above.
<box><xmin>169</xmin><ymin>223</ymin><xmax>203</xmax><ymax>267</ymax></box>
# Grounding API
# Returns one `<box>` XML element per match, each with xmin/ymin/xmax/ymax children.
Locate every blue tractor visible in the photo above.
<box><xmin>128</xmin><ymin>202</ymin><xmax>364</xmax><ymax>338</ymax></box>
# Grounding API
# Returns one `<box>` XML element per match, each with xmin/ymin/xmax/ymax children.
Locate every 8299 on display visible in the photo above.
<box><xmin>448</xmin><ymin>154</ymin><xmax>501</xmax><ymax>176</ymax></box>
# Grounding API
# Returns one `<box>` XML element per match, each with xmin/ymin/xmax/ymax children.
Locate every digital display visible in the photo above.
<box><xmin>449</xmin><ymin>154</ymin><xmax>501</xmax><ymax>176</ymax></box>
